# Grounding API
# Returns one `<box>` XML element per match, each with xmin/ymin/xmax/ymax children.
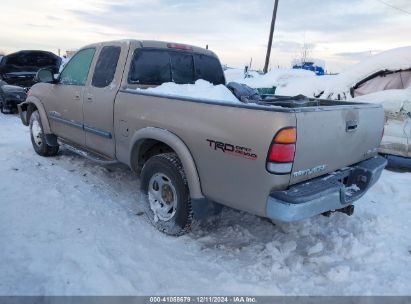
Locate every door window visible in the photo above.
<box><xmin>92</xmin><ymin>46</ymin><xmax>121</xmax><ymax>88</ymax></box>
<box><xmin>60</xmin><ymin>48</ymin><xmax>95</xmax><ymax>86</ymax></box>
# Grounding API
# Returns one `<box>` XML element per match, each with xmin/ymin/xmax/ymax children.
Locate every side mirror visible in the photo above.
<box><xmin>35</xmin><ymin>68</ymin><xmax>55</xmax><ymax>83</ymax></box>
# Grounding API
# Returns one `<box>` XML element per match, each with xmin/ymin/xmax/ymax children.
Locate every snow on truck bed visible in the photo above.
<box><xmin>1</xmin><ymin>114</ymin><xmax>411</xmax><ymax>295</ymax></box>
<box><xmin>136</xmin><ymin>79</ymin><xmax>240</xmax><ymax>103</ymax></box>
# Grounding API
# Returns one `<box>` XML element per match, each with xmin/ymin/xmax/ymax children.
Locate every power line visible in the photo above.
<box><xmin>376</xmin><ymin>0</ymin><xmax>411</xmax><ymax>15</ymax></box>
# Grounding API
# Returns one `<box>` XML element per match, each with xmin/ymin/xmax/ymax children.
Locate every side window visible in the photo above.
<box><xmin>129</xmin><ymin>50</ymin><xmax>171</xmax><ymax>85</ymax></box>
<box><xmin>92</xmin><ymin>46</ymin><xmax>121</xmax><ymax>88</ymax></box>
<box><xmin>170</xmin><ymin>52</ymin><xmax>194</xmax><ymax>84</ymax></box>
<box><xmin>60</xmin><ymin>48</ymin><xmax>95</xmax><ymax>86</ymax></box>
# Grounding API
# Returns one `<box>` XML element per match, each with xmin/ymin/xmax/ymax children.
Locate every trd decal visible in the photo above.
<box><xmin>206</xmin><ymin>139</ymin><xmax>257</xmax><ymax>160</ymax></box>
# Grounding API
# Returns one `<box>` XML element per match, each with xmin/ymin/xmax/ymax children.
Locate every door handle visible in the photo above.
<box><xmin>86</xmin><ymin>94</ymin><xmax>93</xmax><ymax>102</ymax></box>
<box><xmin>73</xmin><ymin>94</ymin><xmax>80</xmax><ymax>100</ymax></box>
<box><xmin>346</xmin><ymin>120</ymin><xmax>358</xmax><ymax>132</ymax></box>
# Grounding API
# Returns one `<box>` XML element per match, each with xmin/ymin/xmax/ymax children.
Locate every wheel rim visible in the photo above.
<box><xmin>148</xmin><ymin>173</ymin><xmax>178</xmax><ymax>222</ymax></box>
<box><xmin>31</xmin><ymin>120</ymin><xmax>43</xmax><ymax>147</ymax></box>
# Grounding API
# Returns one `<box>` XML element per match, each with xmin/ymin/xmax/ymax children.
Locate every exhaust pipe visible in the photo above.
<box><xmin>338</xmin><ymin>205</ymin><xmax>355</xmax><ymax>216</ymax></box>
<box><xmin>322</xmin><ymin>205</ymin><xmax>355</xmax><ymax>217</ymax></box>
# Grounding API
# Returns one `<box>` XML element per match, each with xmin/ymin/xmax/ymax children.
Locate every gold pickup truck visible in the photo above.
<box><xmin>18</xmin><ymin>39</ymin><xmax>387</xmax><ymax>235</ymax></box>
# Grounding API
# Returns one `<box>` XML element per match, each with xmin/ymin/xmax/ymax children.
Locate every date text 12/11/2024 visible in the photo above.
<box><xmin>149</xmin><ymin>296</ymin><xmax>257</xmax><ymax>303</ymax></box>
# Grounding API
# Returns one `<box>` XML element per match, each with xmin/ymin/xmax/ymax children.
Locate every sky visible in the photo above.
<box><xmin>0</xmin><ymin>0</ymin><xmax>410</xmax><ymax>73</ymax></box>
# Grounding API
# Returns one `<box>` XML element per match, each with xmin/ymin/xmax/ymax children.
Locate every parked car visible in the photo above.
<box><xmin>0</xmin><ymin>50</ymin><xmax>61</xmax><ymax>88</ymax></box>
<box><xmin>353</xmin><ymin>89</ymin><xmax>411</xmax><ymax>158</ymax></box>
<box><xmin>0</xmin><ymin>80</ymin><xmax>27</xmax><ymax>113</ymax></box>
<box><xmin>18</xmin><ymin>39</ymin><xmax>386</xmax><ymax>235</ymax></box>
<box><xmin>0</xmin><ymin>50</ymin><xmax>61</xmax><ymax>113</ymax></box>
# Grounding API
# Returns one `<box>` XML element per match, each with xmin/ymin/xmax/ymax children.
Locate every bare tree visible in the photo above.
<box><xmin>299</xmin><ymin>42</ymin><xmax>312</xmax><ymax>65</ymax></box>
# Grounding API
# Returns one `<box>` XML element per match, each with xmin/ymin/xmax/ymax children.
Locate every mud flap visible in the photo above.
<box><xmin>191</xmin><ymin>198</ymin><xmax>223</xmax><ymax>219</ymax></box>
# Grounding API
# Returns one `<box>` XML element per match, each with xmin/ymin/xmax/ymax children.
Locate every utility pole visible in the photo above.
<box><xmin>263</xmin><ymin>0</ymin><xmax>280</xmax><ymax>74</ymax></box>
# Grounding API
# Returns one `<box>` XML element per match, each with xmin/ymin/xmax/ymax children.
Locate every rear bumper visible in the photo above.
<box><xmin>266</xmin><ymin>156</ymin><xmax>387</xmax><ymax>222</ymax></box>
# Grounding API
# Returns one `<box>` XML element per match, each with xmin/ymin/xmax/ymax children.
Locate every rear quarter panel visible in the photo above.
<box><xmin>114</xmin><ymin>93</ymin><xmax>296</xmax><ymax>217</ymax></box>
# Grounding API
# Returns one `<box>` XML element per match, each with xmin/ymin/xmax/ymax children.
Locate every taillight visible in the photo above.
<box><xmin>267</xmin><ymin>127</ymin><xmax>296</xmax><ymax>174</ymax></box>
<box><xmin>268</xmin><ymin>144</ymin><xmax>295</xmax><ymax>163</ymax></box>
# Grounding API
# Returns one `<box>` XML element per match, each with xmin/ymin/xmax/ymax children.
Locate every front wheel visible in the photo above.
<box><xmin>29</xmin><ymin>110</ymin><xmax>59</xmax><ymax>157</ymax></box>
<box><xmin>140</xmin><ymin>153</ymin><xmax>193</xmax><ymax>236</ymax></box>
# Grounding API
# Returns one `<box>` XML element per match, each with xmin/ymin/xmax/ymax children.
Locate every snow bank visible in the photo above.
<box><xmin>224</xmin><ymin>68</ymin><xmax>260</xmax><ymax>83</ymax></box>
<box><xmin>321</xmin><ymin>47</ymin><xmax>411</xmax><ymax>98</ymax></box>
<box><xmin>137</xmin><ymin>79</ymin><xmax>240</xmax><ymax>103</ymax></box>
<box><xmin>352</xmin><ymin>89</ymin><xmax>411</xmax><ymax>155</ymax></box>
<box><xmin>276</xmin><ymin>75</ymin><xmax>331</xmax><ymax>97</ymax></box>
<box><xmin>226</xmin><ymin>68</ymin><xmax>315</xmax><ymax>89</ymax></box>
<box><xmin>352</xmin><ymin>88</ymin><xmax>411</xmax><ymax>114</ymax></box>
<box><xmin>277</xmin><ymin>47</ymin><xmax>411</xmax><ymax>98</ymax></box>
<box><xmin>334</xmin><ymin>47</ymin><xmax>411</xmax><ymax>90</ymax></box>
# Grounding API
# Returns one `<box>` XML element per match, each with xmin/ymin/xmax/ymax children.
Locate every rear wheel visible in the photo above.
<box><xmin>29</xmin><ymin>110</ymin><xmax>59</xmax><ymax>157</ymax></box>
<box><xmin>140</xmin><ymin>153</ymin><xmax>193</xmax><ymax>236</ymax></box>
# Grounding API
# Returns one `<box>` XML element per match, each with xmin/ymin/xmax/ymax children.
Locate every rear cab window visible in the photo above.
<box><xmin>129</xmin><ymin>50</ymin><xmax>171</xmax><ymax>85</ymax></box>
<box><xmin>194</xmin><ymin>54</ymin><xmax>225</xmax><ymax>85</ymax></box>
<box><xmin>128</xmin><ymin>48</ymin><xmax>225</xmax><ymax>86</ymax></box>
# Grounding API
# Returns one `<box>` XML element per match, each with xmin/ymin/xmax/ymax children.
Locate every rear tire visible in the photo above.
<box><xmin>29</xmin><ymin>110</ymin><xmax>59</xmax><ymax>157</ymax></box>
<box><xmin>140</xmin><ymin>153</ymin><xmax>193</xmax><ymax>236</ymax></box>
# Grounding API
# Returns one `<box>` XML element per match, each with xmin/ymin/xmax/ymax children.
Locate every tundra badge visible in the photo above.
<box><xmin>293</xmin><ymin>165</ymin><xmax>327</xmax><ymax>178</ymax></box>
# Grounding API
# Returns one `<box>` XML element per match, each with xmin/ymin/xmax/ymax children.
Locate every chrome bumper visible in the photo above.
<box><xmin>266</xmin><ymin>156</ymin><xmax>387</xmax><ymax>222</ymax></box>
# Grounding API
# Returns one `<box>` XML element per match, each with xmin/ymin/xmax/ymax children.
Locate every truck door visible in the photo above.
<box><xmin>46</xmin><ymin>48</ymin><xmax>96</xmax><ymax>146</ymax></box>
<box><xmin>83</xmin><ymin>43</ymin><xmax>128</xmax><ymax>158</ymax></box>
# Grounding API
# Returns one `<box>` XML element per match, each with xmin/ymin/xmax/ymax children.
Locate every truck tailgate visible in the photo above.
<box><xmin>290</xmin><ymin>105</ymin><xmax>385</xmax><ymax>185</ymax></box>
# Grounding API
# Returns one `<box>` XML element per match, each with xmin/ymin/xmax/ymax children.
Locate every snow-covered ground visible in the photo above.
<box><xmin>1</xmin><ymin>114</ymin><xmax>411</xmax><ymax>295</ymax></box>
<box><xmin>224</xmin><ymin>68</ymin><xmax>315</xmax><ymax>89</ymax></box>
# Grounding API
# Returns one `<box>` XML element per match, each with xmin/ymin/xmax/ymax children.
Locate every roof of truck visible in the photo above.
<box><xmin>83</xmin><ymin>39</ymin><xmax>218</xmax><ymax>57</ymax></box>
